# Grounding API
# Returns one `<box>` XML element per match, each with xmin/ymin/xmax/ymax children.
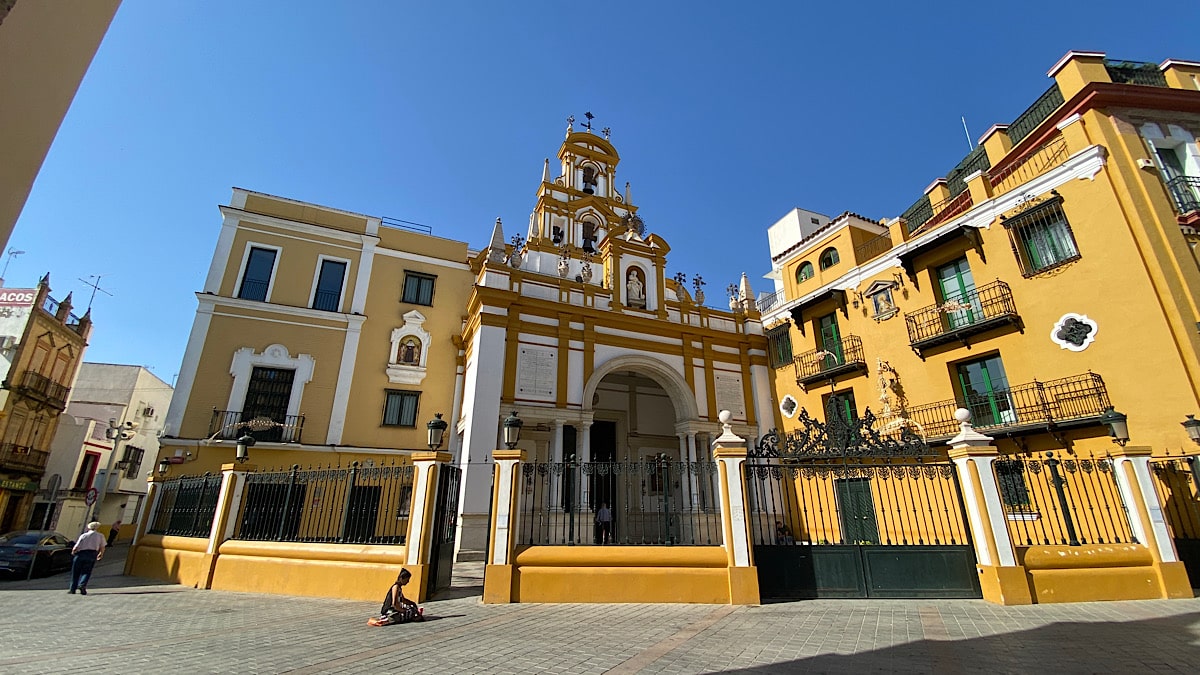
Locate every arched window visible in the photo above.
<box><xmin>581</xmin><ymin>218</ymin><xmax>599</xmax><ymax>253</ymax></box>
<box><xmin>581</xmin><ymin>166</ymin><xmax>597</xmax><ymax>194</ymax></box>
<box><xmin>795</xmin><ymin>262</ymin><xmax>814</xmax><ymax>283</ymax></box>
<box><xmin>819</xmin><ymin>248</ymin><xmax>840</xmax><ymax>270</ymax></box>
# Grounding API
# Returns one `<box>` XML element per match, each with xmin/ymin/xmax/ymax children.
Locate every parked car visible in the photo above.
<box><xmin>0</xmin><ymin>530</ymin><xmax>75</xmax><ymax>578</ymax></box>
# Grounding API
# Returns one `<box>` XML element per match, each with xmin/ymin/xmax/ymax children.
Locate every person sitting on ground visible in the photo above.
<box><xmin>378</xmin><ymin>568</ymin><xmax>423</xmax><ymax>624</ymax></box>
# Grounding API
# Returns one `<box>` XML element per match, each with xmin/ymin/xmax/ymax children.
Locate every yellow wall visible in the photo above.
<box><xmin>507</xmin><ymin>545</ymin><xmax>734</xmax><ymax>603</ymax></box>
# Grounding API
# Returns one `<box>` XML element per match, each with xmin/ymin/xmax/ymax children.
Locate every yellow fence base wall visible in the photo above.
<box><xmin>977</xmin><ymin>565</ymin><xmax>1034</xmax><ymax>605</ymax></box>
<box><xmin>1154</xmin><ymin>561</ymin><xmax>1195</xmax><ymax>600</ymax></box>
<box><xmin>126</xmin><ymin>535</ymin><xmax>210</xmax><ymax>588</ymax></box>
<box><xmin>209</xmin><ymin>541</ymin><xmax>410</xmax><ymax>602</ymax></box>
<box><xmin>1019</xmin><ymin>544</ymin><xmax>1172</xmax><ymax>603</ymax></box>
<box><xmin>506</xmin><ymin>546</ymin><xmax>740</xmax><ymax>604</ymax></box>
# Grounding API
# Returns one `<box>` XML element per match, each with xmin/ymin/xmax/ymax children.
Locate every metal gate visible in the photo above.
<box><xmin>748</xmin><ymin>407</ymin><xmax>981</xmax><ymax>600</ymax></box>
<box><xmin>1150</xmin><ymin>457</ymin><xmax>1200</xmax><ymax>589</ymax></box>
<box><xmin>427</xmin><ymin>465</ymin><xmax>461</xmax><ymax>596</ymax></box>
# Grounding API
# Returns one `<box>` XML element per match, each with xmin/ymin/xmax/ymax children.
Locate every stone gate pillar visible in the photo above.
<box><xmin>201</xmin><ymin>463</ymin><xmax>254</xmax><ymax>589</ymax></box>
<box><xmin>1109</xmin><ymin>446</ymin><xmax>1193</xmax><ymax>598</ymax></box>
<box><xmin>483</xmin><ymin>448</ymin><xmax>524</xmax><ymax>603</ymax></box>
<box><xmin>712</xmin><ymin>410</ymin><xmax>760</xmax><ymax>605</ymax></box>
<box><xmin>946</xmin><ymin>409</ymin><xmax>1033</xmax><ymax>605</ymax></box>
<box><xmin>406</xmin><ymin>451</ymin><xmax>453</xmax><ymax>601</ymax></box>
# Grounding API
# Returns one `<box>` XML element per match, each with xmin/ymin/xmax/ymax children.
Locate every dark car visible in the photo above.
<box><xmin>0</xmin><ymin>530</ymin><xmax>75</xmax><ymax>578</ymax></box>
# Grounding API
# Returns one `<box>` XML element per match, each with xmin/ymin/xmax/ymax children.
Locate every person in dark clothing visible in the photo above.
<box><xmin>377</xmin><ymin>568</ymin><xmax>422</xmax><ymax>624</ymax></box>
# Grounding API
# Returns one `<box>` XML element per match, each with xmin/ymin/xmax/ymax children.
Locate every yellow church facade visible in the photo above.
<box><xmin>757</xmin><ymin>51</ymin><xmax>1200</xmax><ymax>603</ymax></box>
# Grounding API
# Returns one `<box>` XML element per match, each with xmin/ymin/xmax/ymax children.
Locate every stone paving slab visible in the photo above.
<box><xmin>2</xmin><ymin>547</ymin><xmax>1199</xmax><ymax>673</ymax></box>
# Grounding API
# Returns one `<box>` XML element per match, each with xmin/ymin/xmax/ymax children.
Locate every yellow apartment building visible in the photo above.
<box><xmin>0</xmin><ymin>277</ymin><xmax>92</xmax><ymax>534</ymax></box>
<box><xmin>754</xmin><ymin>51</ymin><xmax>1200</xmax><ymax>603</ymax></box>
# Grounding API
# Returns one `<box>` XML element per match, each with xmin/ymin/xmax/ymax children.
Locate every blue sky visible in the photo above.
<box><xmin>11</xmin><ymin>0</ymin><xmax>1200</xmax><ymax>384</ymax></box>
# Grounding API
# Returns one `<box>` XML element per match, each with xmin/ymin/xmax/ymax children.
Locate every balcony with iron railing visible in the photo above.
<box><xmin>853</xmin><ymin>232</ymin><xmax>893</xmax><ymax>263</ymax></box>
<box><xmin>209</xmin><ymin>409</ymin><xmax>305</xmax><ymax>443</ymax></box>
<box><xmin>794</xmin><ymin>335</ymin><xmax>867</xmax><ymax>387</ymax></box>
<box><xmin>757</xmin><ymin>288</ymin><xmax>785</xmax><ymax>314</ymax></box>
<box><xmin>11</xmin><ymin>370</ymin><xmax>71</xmax><ymax>409</ymax></box>
<box><xmin>892</xmin><ymin>372</ymin><xmax>1113</xmax><ymax>441</ymax></box>
<box><xmin>903</xmin><ymin>280</ymin><xmax>1020</xmax><ymax>356</ymax></box>
<box><xmin>0</xmin><ymin>442</ymin><xmax>50</xmax><ymax>473</ymax></box>
<box><xmin>1104</xmin><ymin>60</ymin><xmax>1168</xmax><ymax>87</ymax></box>
<box><xmin>1165</xmin><ymin>176</ymin><xmax>1200</xmax><ymax>217</ymax></box>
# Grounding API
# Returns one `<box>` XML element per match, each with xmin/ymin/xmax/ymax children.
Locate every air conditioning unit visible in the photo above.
<box><xmin>0</xmin><ymin>336</ymin><xmax>16</xmax><ymax>351</ymax></box>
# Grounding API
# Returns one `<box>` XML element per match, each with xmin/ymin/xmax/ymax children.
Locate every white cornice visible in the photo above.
<box><xmin>196</xmin><ymin>292</ymin><xmax>358</xmax><ymax>325</ymax></box>
<box><xmin>1048</xmin><ymin>50</ymin><xmax>1106</xmax><ymax>77</ymax></box>
<box><xmin>763</xmin><ymin>144</ymin><xmax>1108</xmax><ymax>324</ymax></box>
<box><xmin>221</xmin><ymin>205</ymin><xmax>378</xmax><ymax>247</ymax></box>
<box><xmin>373</xmin><ymin>246</ymin><xmax>471</xmax><ymax>270</ymax></box>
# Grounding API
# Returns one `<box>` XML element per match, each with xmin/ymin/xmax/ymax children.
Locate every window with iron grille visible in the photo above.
<box><xmin>1002</xmin><ymin>198</ymin><xmax>1080</xmax><ymax>276</ymax></box>
<box><xmin>995</xmin><ymin>459</ymin><xmax>1031</xmax><ymax>508</ymax></box>
<box><xmin>766</xmin><ymin>323</ymin><xmax>793</xmax><ymax>369</ymax></box>
<box><xmin>121</xmin><ymin>446</ymin><xmax>145</xmax><ymax>479</ymax></box>
<box><xmin>383</xmin><ymin>390</ymin><xmax>420</xmax><ymax>427</ymax></box>
<box><xmin>238</xmin><ymin>247</ymin><xmax>278</xmax><ymax>302</ymax></box>
<box><xmin>402</xmin><ymin>272</ymin><xmax>436</xmax><ymax>306</ymax></box>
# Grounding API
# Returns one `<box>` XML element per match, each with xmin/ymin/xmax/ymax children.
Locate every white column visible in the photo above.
<box><xmin>406</xmin><ymin>457</ymin><xmax>438</xmax><ymax>566</ymax></box>
<box><xmin>1112</xmin><ymin>454</ymin><xmax>1179</xmax><ymax>563</ymax></box>
<box><xmin>686</xmin><ymin>433</ymin><xmax>700</xmax><ymax>509</ymax></box>
<box><xmin>550</xmin><ymin>420</ymin><xmax>565</xmax><ymax>511</ymax></box>
<box><xmin>579</xmin><ymin>421</ymin><xmax>592</xmax><ymax>510</ymax></box>
<box><xmin>713</xmin><ymin>412</ymin><xmax>752</xmax><ymax>567</ymax></box>
<box><xmin>948</xmin><ymin>410</ymin><xmax>1017</xmax><ymax>568</ymax></box>
<box><xmin>447</xmin><ymin>362</ymin><xmax>466</xmax><ymax>463</ymax></box>
<box><xmin>456</xmin><ymin>323</ymin><xmax>507</xmax><ymax>552</ymax></box>
<box><xmin>677</xmin><ymin>433</ymin><xmax>691</xmax><ymax>508</ymax></box>
<box><xmin>490</xmin><ymin>454</ymin><xmax>522</xmax><ymax>565</ymax></box>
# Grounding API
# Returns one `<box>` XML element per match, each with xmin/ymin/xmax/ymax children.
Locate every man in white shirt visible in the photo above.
<box><xmin>69</xmin><ymin>522</ymin><xmax>106</xmax><ymax>595</ymax></box>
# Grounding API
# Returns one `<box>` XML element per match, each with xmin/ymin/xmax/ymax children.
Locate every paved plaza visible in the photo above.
<box><xmin>2</xmin><ymin>546</ymin><xmax>1199</xmax><ymax>674</ymax></box>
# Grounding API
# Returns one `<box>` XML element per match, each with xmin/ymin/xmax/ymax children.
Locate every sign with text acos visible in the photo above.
<box><xmin>0</xmin><ymin>288</ymin><xmax>36</xmax><ymax>384</ymax></box>
<box><xmin>84</xmin><ymin>487</ymin><xmax>99</xmax><ymax>506</ymax></box>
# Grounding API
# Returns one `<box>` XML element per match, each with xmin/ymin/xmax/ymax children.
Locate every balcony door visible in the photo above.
<box><xmin>817</xmin><ymin>312</ymin><xmax>842</xmax><ymax>370</ymax></box>
<box><xmin>242</xmin><ymin>366</ymin><xmax>295</xmax><ymax>441</ymax></box>
<box><xmin>955</xmin><ymin>355</ymin><xmax>1015</xmax><ymax>428</ymax></box>
<box><xmin>937</xmin><ymin>258</ymin><xmax>981</xmax><ymax>329</ymax></box>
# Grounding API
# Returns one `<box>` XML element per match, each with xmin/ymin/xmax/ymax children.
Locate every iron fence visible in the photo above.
<box><xmin>1150</xmin><ymin>458</ymin><xmax>1200</xmax><ymax>539</ymax></box>
<box><xmin>209</xmin><ymin>409</ymin><xmax>305</xmax><ymax>443</ymax></box>
<box><xmin>853</xmin><ymin>232</ymin><xmax>893</xmax><ymax>263</ymax></box>
<box><xmin>899</xmin><ymin>372</ymin><xmax>1112</xmax><ymax>440</ymax></box>
<box><xmin>924</xmin><ymin>190</ymin><xmax>973</xmax><ymax>231</ymax></box>
<box><xmin>794</xmin><ymin>335</ymin><xmax>865</xmax><ymax>384</ymax></box>
<box><xmin>904</xmin><ymin>280</ymin><xmax>1018</xmax><ymax>346</ymax></box>
<box><xmin>515</xmin><ymin>460</ymin><xmax>723</xmax><ymax>546</ymax></box>
<box><xmin>744</xmin><ymin>461</ymin><xmax>971</xmax><ymax>547</ymax></box>
<box><xmin>757</xmin><ymin>288</ymin><xmax>785</xmax><ymax>314</ymax></box>
<box><xmin>147</xmin><ymin>473</ymin><xmax>223</xmax><ymax>538</ymax></box>
<box><xmin>989</xmin><ymin>134</ymin><xmax>1070</xmax><ymax>196</ymax></box>
<box><xmin>1007</xmin><ymin>83</ymin><xmax>1065</xmax><ymax>145</ymax></box>
<box><xmin>231</xmin><ymin>461</ymin><xmax>415</xmax><ymax>544</ymax></box>
<box><xmin>1165</xmin><ymin>176</ymin><xmax>1200</xmax><ymax>215</ymax></box>
<box><xmin>994</xmin><ymin>454</ymin><xmax>1134</xmax><ymax>546</ymax></box>
<box><xmin>1105</xmin><ymin>60</ymin><xmax>1168</xmax><ymax>87</ymax></box>
<box><xmin>902</xmin><ymin>195</ymin><xmax>933</xmax><ymax>233</ymax></box>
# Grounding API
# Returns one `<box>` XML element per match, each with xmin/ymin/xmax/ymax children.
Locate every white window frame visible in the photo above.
<box><xmin>307</xmin><ymin>254</ymin><xmax>352</xmax><ymax>313</ymax></box>
<box><xmin>233</xmin><ymin>242</ymin><xmax>282</xmax><ymax>303</ymax></box>
<box><xmin>227</xmin><ymin>344</ymin><xmax>315</xmax><ymax>425</ymax></box>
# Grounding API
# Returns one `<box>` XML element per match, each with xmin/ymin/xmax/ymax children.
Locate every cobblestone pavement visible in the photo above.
<box><xmin>2</xmin><ymin>546</ymin><xmax>1199</xmax><ymax>674</ymax></box>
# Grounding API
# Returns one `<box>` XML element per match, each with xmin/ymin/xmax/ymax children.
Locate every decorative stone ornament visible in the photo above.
<box><xmin>780</xmin><ymin>394</ymin><xmax>799</xmax><ymax>419</ymax></box>
<box><xmin>487</xmin><ymin>218</ymin><xmax>507</xmax><ymax>264</ymax></box>
<box><xmin>387</xmin><ymin>310</ymin><xmax>432</xmax><ymax>384</ymax></box>
<box><xmin>1050</xmin><ymin>313</ymin><xmax>1098</xmax><ymax>352</ymax></box>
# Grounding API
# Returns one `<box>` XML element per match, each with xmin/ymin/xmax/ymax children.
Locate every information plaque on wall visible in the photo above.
<box><xmin>516</xmin><ymin>346</ymin><xmax>557</xmax><ymax>400</ymax></box>
<box><xmin>713</xmin><ymin>372</ymin><xmax>745</xmax><ymax>419</ymax></box>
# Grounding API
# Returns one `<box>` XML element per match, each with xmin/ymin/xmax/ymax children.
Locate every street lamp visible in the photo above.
<box><xmin>502</xmin><ymin>411</ymin><xmax>523</xmax><ymax>449</ymax></box>
<box><xmin>157</xmin><ymin>457</ymin><xmax>171</xmax><ymax>477</ymax></box>
<box><xmin>427</xmin><ymin>413</ymin><xmax>448</xmax><ymax>450</ymax></box>
<box><xmin>235</xmin><ymin>435</ymin><xmax>256</xmax><ymax>463</ymax></box>
<box><xmin>1100</xmin><ymin>407</ymin><xmax>1129</xmax><ymax>447</ymax></box>
<box><xmin>1181</xmin><ymin>415</ymin><xmax>1200</xmax><ymax>445</ymax></box>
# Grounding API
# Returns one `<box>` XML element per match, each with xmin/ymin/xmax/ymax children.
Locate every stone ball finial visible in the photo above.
<box><xmin>719</xmin><ymin>410</ymin><xmax>732</xmax><ymax>425</ymax></box>
<box><xmin>954</xmin><ymin>408</ymin><xmax>972</xmax><ymax>424</ymax></box>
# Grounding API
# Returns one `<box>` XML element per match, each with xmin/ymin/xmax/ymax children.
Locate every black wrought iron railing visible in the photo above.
<box><xmin>925</xmin><ymin>190</ymin><xmax>973</xmax><ymax>230</ymax></box>
<box><xmin>237</xmin><ymin>279</ymin><xmax>270</xmax><ymax>302</ymax></box>
<box><xmin>17</xmin><ymin>370</ymin><xmax>70</xmax><ymax>407</ymax></box>
<box><xmin>1165</xmin><ymin>176</ymin><xmax>1200</xmax><ymax>215</ymax></box>
<box><xmin>311</xmin><ymin>289</ymin><xmax>341</xmax><ymax>312</ymax></box>
<box><xmin>904</xmin><ymin>280</ymin><xmax>1018</xmax><ymax>346</ymax></box>
<box><xmin>854</xmin><ymin>232</ymin><xmax>892</xmax><ymax>263</ymax></box>
<box><xmin>744</xmin><ymin>461</ymin><xmax>971</xmax><ymax>546</ymax></box>
<box><xmin>794</xmin><ymin>335</ymin><xmax>865</xmax><ymax>383</ymax></box>
<box><xmin>994</xmin><ymin>454</ymin><xmax>1134</xmax><ymax>546</ymax></box>
<box><xmin>1008</xmin><ymin>83</ymin><xmax>1065</xmax><ymax>145</ymax></box>
<box><xmin>516</xmin><ymin>460</ymin><xmax>724</xmax><ymax>546</ymax></box>
<box><xmin>148</xmin><ymin>473</ymin><xmax>224</xmax><ymax>538</ymax></box>
<box><xmin>945</xmin><ymin>146</ymin><xmax>992</xmax><ymax>198</ymax></box>
<box><xmin>900</xmin><ymin>372</ymin><xmax>1112</xmax><ymax>440</ymax></box>
<box><xmin>0</xmin><ymin>443</ymin><xmax>49</xmax><ymax>472</ymax></box>
<box><xmin>1105</xmin><ymin>60</ymin><xmax>1167</xmax><ymax>87</ymax></box>
<box><xmin>1150</xmin><ymin>458</ymin><xmax>1200</xmax><ymax>539</ymax></box>
<box><xmin>209</xmin><ymin>409</ymin><xmax>305</xmax><ymax>443</ymax></box>
<box><xmin>232</xmin><ymin>461</ymin><xmax>415</xmax><ymax>544</ymax></box>
<box><xmin>989</xmin><ymin>134</ymin><xmax>1070</xmax><ymax>196</ymax></box>
<box><xmin>901</xmin><ymin>195</ymin><xmax>933</xmax><ymax>234</ymax></box>
<box><xmin>757</xmin><ymin>288</ymin><xmax>785</xmax><ymax>314</ymax></box>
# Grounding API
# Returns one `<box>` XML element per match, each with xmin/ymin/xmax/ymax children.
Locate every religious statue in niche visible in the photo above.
<box><xmin>397</xmin><ymin>337</ymin><xmax>421</xmax><ymax>366</ymax></box>
<box><xmin>627</xmin><ymin>268</ymin><xmax>646</xmax><ymax>309</ymax></box>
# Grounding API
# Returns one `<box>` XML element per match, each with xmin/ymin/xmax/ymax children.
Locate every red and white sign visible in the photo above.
<box><xmin>84</xmin><ymin>487</ymin><xmax>99</xmax><ymax>506</ymax></box>
<box><xmin>0</xmin><ymin>289</ymin><xmax>36</xmax><ymax>306</ymax></box>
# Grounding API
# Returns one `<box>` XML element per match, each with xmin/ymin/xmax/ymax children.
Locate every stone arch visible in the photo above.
<box><xmin>582</xmin><ymin>354</ymin><xmax>699</xmax><ymax>422</ymax></box>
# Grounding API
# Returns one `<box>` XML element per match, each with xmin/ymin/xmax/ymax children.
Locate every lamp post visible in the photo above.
<box><xmin>1100</xmin><ymin>407</ymin><xmax>1129</xmax><ymax>447</ymax></box>
<box><xmin>87</xmin><ymin>419</ymin><xmax>136</xmax><ymax>530</ymax></box>
<box><xmin>502</xmin><ymin>411</ymin><xmax>523</xmax><ymax>449</ymax></box>
<box><xmin>235</xmin><ymin>435</ymin><xmax>255</xmax><ymax>463</ymax></box>
<box><xmin>1182</xmin><ymin>415</ymin><xmax>1200</xmax><ymax>485</ymax></box>
<box><xmin>156</xmin><ymin>457</ymin><xmax>171</xmax><ymax>477</ymax></box>
<box><xmin>427</xmin><ymin>413</ymin><xmax>448</xmax><ymax>451</ymax></box>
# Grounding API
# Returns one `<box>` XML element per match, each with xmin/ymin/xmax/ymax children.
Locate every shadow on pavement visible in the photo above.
<box><xmin>709</xmin><ymin>613</ymin><xmax>1200</xmax><ymax>674</ymax></box>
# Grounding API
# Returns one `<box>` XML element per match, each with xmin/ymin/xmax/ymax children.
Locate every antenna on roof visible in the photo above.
<box><xmin>961</xmin><ymin>116</ymin><xmax>974</xmax><ymax>151</ymax></box>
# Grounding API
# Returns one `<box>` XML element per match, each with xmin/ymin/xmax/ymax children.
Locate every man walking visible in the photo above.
<box><xmin>69</xmin><ymin>522</ymin><xmax>106</xmax><ymax>595</ymax></box>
